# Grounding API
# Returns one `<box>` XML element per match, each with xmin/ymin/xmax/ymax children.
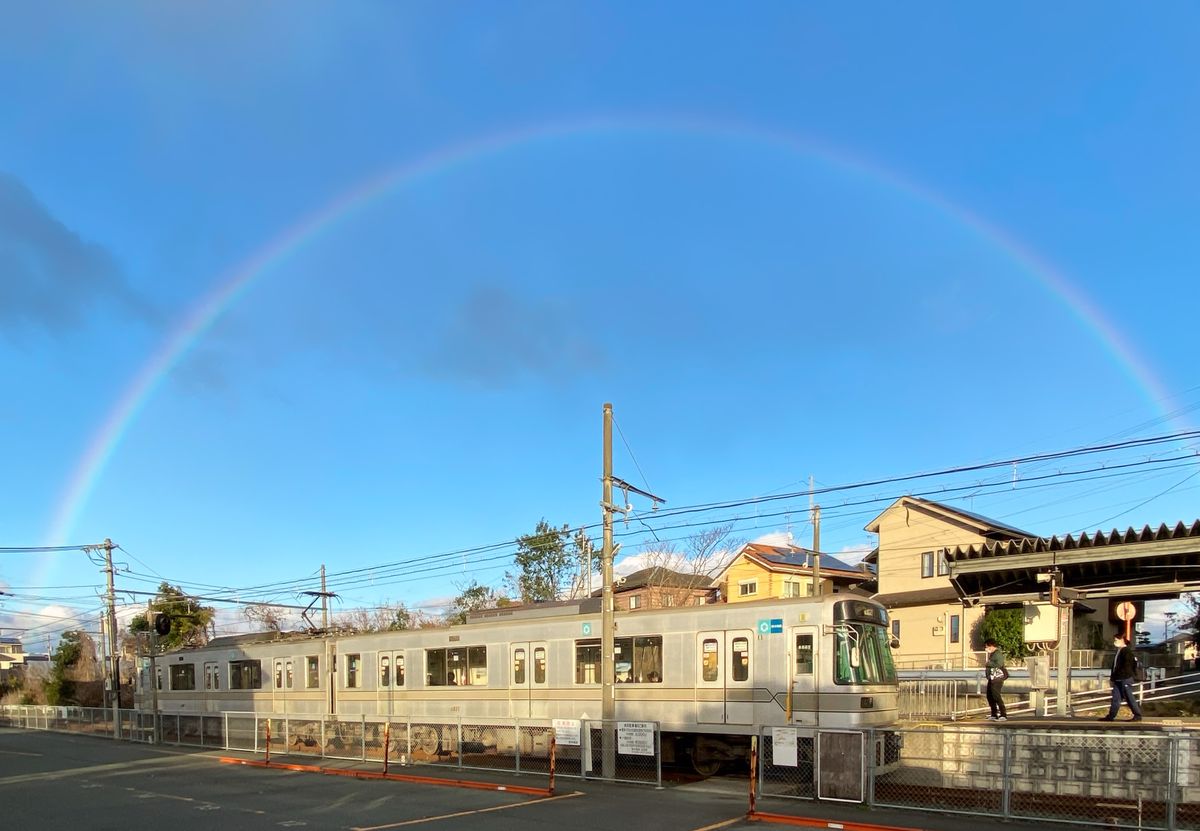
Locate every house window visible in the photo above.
<box><xmin>950</xmin><ymin>615</ymin><xmax>960</xmax><ymax>644</ymax></box>
<box><xmin>629</xmin><ymin>595</ymin><xmax>641</xmax><ymax>610</ymax></box>
<box><xmin>891</xmin><ymin>620</ymin><xmax>901</xmax><ymax>639</ymax></box>
<box><xmin>170</xmin><ymin>663</ymin><xmax>195</xmax><ymax>691</ymax></box>
<box><xmin>937</xmin><ymin>553</ymin><xmax>949</xmax><ymax>576</ymax></box>
<box><xmin>380</xmin><ymin>655</ymin><xmax>391</xmax><ymax>687</ymax></box>
<box><xmin>738</xmin><ymin>579</ymin><xmax>758</xmax><ymax>597</ymax></box>
<box><xmin>731</xmin><ymin>637</ymin><xmax>750</xmax><ymax>682</ymax></box>
<box><xmin>230</xmin><ymin>659</ymin><xmax>262</xmax><ymax>690</ymax></box>
<box><xmin>701</xmin><ymin>638</ymin><xmax>719</xmax><ymax>682</ymax></box>
<box><xmin>533</xmin><ymin>647</ymin><xmax>546</xmax><ymax>684</ymax></box>
<box><xmin>305</xmin><ymin>656</ymin><xmax>320</xmax><ymax>688</ymax></box>
<box><xmin>346</xmin><ymin>654</ymin><xmax>361</xmax><ymax>688</ymax></box>
<box><xmin>663</xmin><ymin>594</ymin><xmax>676</xmax><ymax>607</ymax></box>
<box><xmin>204</xmin><ymin>661</ymin><xmax>219</xmax><ymax>690</ymax></box>
<box><xmin>921</xmin><ymin>552</ymin><xmax>934</xmax><ymax>578</ymax></box>
<box><xmin>427</xmin><ymin>646</ymin><xmax>487</xmax><ymax>686</ymax></box>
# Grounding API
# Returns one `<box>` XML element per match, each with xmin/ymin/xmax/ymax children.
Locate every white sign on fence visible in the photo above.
<box><xmin>553</xmin><ymin>718</ymin><xmax>581</xmax><ymax>746</ymax></box>
<box><xmin>772</xmin><ymin>727</ymin><xmax>798</xmax><ymax>767</ymax></box>
<box><xmin>617</xmin><ymin>721</ymin><xmax>655</xmax><ymax>756</ymax></box>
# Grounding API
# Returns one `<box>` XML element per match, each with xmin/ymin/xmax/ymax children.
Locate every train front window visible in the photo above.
<box><xmin>834</xmin><ymin>624</ymin><xmax>898</xmax><ymax>685</ymax></box>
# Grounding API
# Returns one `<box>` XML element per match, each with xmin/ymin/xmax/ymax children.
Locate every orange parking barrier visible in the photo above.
<box><xmin>218</xmin><ymin>756</ymin><xmax>552</xmax><ymax>796</ymax></box>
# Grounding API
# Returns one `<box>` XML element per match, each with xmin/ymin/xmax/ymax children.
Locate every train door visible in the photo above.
<box><xmin>509</xmin><ymin>642</ymin><xmax>548</xmax><ymax>719</ymax></box>
<box><xmin>789</xmin><ymin>626</ymin><xmax>818</xmax><ymax>725</ymax></box>
<box><xmin>696</xmin><ymin>630</ymin><xmax>754</xmax><ymax>725</ymax></box>
<box><xmin>379</xmin><ymin>652</ymin><xmax>404</xmax><ymax>716</ymax></box>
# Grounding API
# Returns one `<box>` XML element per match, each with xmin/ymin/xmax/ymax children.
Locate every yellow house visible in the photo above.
<box><xmin>714</xmin><ymin>542</ymin><xmax>869</xmax><ymax>603</ymax></box>
<box><xmin>864</xmin><ymin>497</ymin><xmax>1032</xmax><ymax>668</ymax></box>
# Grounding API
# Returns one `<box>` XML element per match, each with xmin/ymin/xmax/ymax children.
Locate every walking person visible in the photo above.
<box><xmin>1098</xmin><ymin>633</ymin><xmax>1143</xmax><ymax>722</ymax></box>
<box><xmin>984</xmin><ymin>639</ymin><xmax>1008</xmax><ymax>721</ymax></box>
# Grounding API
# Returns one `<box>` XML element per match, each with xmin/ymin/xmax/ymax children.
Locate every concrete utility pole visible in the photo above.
<box><xmin>601</xmin><ymin>403</ymin><xmax>616</xmax><ymax>779</ymax></box>
<box><xmin>102</xmin><ymin>538</ymin><xmax>120</xmax><ymax>739</ymax></box>
<box><xmin>147</xmin><ymin>600</ymin><xmax>159</xmax><ymax>743</ymax></box>
<box><xmin>320</xmin><ymin>565</ymin><xmax>329</xmax><ymax>630</ymax></box>
<box><xmin>810</xmin><ymin>505</ymin><xmax>821</xmax><ymax>597</ymax></box>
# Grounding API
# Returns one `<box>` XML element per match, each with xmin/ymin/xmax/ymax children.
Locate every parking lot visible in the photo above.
<box><xmin>1</xmin><ymin>727</ymin><xmax>1062</xmax><ymax>831</ymax></box>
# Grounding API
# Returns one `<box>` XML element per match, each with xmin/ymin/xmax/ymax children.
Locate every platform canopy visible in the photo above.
<box><xmin>947</xmin><ymin>520</ymin><xmax>1200</xmax><ymax>607</ymax></box>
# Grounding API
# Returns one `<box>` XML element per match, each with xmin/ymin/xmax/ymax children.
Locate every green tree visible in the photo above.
<box><xmin>508</xmin><ymin>519</ymin><xmax>575</xmax><ymax>603</ymax></box>
<box><xmin>45</xmin><ymin>630</ymin><xmax>91</xmax><ymax>705</ymax></box>
<box><xmin>976</xmin><ymin>607</ymin><xmax>1028</xmax><ymax>661</ymax></box>
<box><xmin>128</xmin><ymin>583</ymin><xmax>215</xmax><ymax>650</ymax></box>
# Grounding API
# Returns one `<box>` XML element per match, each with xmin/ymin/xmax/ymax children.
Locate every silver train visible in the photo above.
<box><xmin>152</xmin><ymin>594</ymin><xmax>899</xmax><ymax>772</ymax></box>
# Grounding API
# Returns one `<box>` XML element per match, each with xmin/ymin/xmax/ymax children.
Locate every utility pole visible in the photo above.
<box><xmin>599</xmin><ymin>403</ymin><xmax>665</xmax><ymax>780</ymax></box>
<box><xmin>147</xmin><ymin>600</ymin><xmax>159</xmax><ymax>744</ymax></box>
<box><xmin>810</xmin><ymin>505</ymin><xmax>821</xmax><ymax>597</ymax></box>
<box><xmin>102</xmin><ymin>538</ymin><xmax>120</xmax><ymax>739</ymax></box>
<box><xmin>320</xmin><ymin>565</ymin><xmax>329</xmax><ymax>630</ymax></box>
<box><xmin>601</xmin><ymin>403</ymin><xmax>616</xmax><ymax>780</ymax></box>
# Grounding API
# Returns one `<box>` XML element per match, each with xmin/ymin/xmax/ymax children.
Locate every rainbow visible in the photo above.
<box><xmin>43</xmin><ymin>115</ymin><xmax>1179</xmax><ymax>557</ymax></box>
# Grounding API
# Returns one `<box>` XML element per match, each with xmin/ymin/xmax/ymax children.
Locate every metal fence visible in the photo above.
<box><xmin>757</xmin><ymin>723</ymin><xmax>1200</xmax><ymax>830</ymax></box>
<box><xmin>0</xmin><ymin>706</ymin><xmax>661</xmax><ymax>787</ymax></box>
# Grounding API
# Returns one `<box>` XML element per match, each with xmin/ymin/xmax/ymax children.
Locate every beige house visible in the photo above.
<box><xmin>864</xmin><ymin>497</ymin><xmax>1033</xmax><ymax>668</ymax></box>
<box><xmin>714</xmin><ymin>542</ymin><xmax>868</xmax><ymax>603</ymax></box>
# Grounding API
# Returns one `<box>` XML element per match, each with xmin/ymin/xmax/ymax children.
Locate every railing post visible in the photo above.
<box><xmin>1167</xmin><ymin>733</ymin><xmax>1180</xmax><ymax>831</ymax></box>
<box><xmin>284</xmin><ymin>716</ymin><xmax>290</xmax><ymax>757</ymax></box>
<box><xmin>265</xmin><ymin>719</ymin><xmax>271</xmax><ymax>765</ymax></box>
<box><xmin>514</xmin><ymin>718</ymin><xmax>521</xmax><ymax>774</ymax></box>
<box><xmin>223</xmin><ymin>712</ymin><xmax>229</xmax><ymax>750</ymax></box>
<box><xmin>655</xmin><ymin>723</ymin><xmax>662</xmax><ymax>789</ymax></box>
<box><xmin>548</xmin><ymin>734</ymin><xmax>556</xmax><ymax>795</ymax></box>
<box><xmin>1001</xmin><ymin>729</ymin><xmax>1013</xmax><ymax>820</ymax></box>
<box><xmin>320</xmin><ymin>714</ymin><xmax>326</xmax><ymax>760</ymax></box>
<box><xmin>457</xmin><ymin>716</ymin><xmax>463</xmax><ymax>769</ymax></box>
<box><xmin>865</xmin><ymin>729</ymin><xmax>875</xmax><ymax>807</ymax></box>
<box><xmin>361</xmin><ymin>714</ymin><xmax>366</xmax><ymax>762</ymax></box>
<box><xmin>748</xmin><ymin>733</ymin><xmax>758</xmax><ymax>817</ymax></box>
<box><xmin>383</xmin><ymin>723</ymin><xmax>391</xmax><ymax>775</ymax></box>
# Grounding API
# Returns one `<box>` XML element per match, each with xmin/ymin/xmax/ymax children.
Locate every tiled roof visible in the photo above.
<box><xmin>948</xmin><ymin>520</ymin><xmax>1200</xmax><ymax>562</ymax></box>
<box><xmin>743</xmin><ymin>543</ymin><xmax>859</xmax><ymax>574</ymax></box>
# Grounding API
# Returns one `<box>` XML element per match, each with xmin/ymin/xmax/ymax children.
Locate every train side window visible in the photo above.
<box><xmin>427</xmin><ymin>646</ymin><xmax>487</xmax><ymax>686</ymax></box>
<box><xmin>701</xmin><ymin>638</ymin><xmax>719</xmax><ymax>681</ymax></box>
<box><xmin>380</xmin><ymin>655</ymin><xmax>391</xmax><ymax>687</ymax></box>
<box><xmin>286</xmin><ymin>660</ymin><xmax>293</xmax><ymax>689</ymax></box>
<box><xmin>396</xmin><ymin>654</ymin><xmax>405</xmax><ymax>687</ymax></box>
<box><xmin>513</xmin><ymin>648</ymin><xmax>526</xmax><ymax>685</ymax></box>
<box><xmin>575</xmin><ymin>639</ymin><xmax>601</xmax><ymax>684</ymax></box>
<box><xmin>346</xmin><ymin>654</ymin><xmax>361</xmax><ymax>688</ymax></box>
<box><xmin>305</xmin><ymin>656</ymin><xmax>320</xmax><ymax>688</ymax></box>
<box><xmin>795</xmin><ymin>634</ymin><xmax>814</xmax><ymax>676</ymax></box>
<box><xmin>171</xmin><ymin>663</ymin><xmax>196</xmax><ymax>691</ymax></box>
<box><xmin>156</xmin><ymin>666</ymin><xmax>162</xmax><ymax>691</ymax></box>
<box><xmin>616</xmin><ymin>635</ymin><xmax>663</xmax><ymax>683</ymax></box>
<box><xmin>275</xmin><ymin>661</ymin><xmax>284</xmax><ymax>689</ymax></box>
<box><xmin>533</xmin><ymin>647</ymin><xmax>546</xmax><ymax>684</ymax></box>
<box><xmin>731</xmin><ymin>637</ymin><xmax>750</xmax><ymax>682</ymax></box>
<box><xmin>230</xmin><ymin>659</ymin><xmax>262</xmax><ymax>690</ymax></box>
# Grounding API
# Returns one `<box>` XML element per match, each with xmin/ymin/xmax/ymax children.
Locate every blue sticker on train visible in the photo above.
<box><xmin>769</xmin><ymin>618</ymin><xmax>783</xmax><ymax>634</ymax></box>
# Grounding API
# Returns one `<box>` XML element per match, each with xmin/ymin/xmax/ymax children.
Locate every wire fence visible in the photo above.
<box><xmin>755</xmin><ymin>723</ymin><xmax>1200</xmax><ymax>831</ymax></box>
<box><xmin>0</xmin><ymin>706</ymin><xmax>662</xmax><ymax>787</ymax></box>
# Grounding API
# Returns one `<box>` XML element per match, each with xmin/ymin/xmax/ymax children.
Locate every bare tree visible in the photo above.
<box><xmin>329</xmin><ymin>602</ymin><xmax>432</xmax><ymax>633</ymax></box>
<box><xmin>243</xmin><ymin>604</ymin><xmax>287</xmax><ymax>633</ymax></box>
<box><xmin>638</xmin><ymin>524</ymin><xmax>743</xmax><ymax>608</ymax></box>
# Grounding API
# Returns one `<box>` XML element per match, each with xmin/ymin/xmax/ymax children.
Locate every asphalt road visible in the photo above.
<box><xmin>0</xmin><ymin>728</ymin><xmax>1056</xmax><ymax>831</ymax></box>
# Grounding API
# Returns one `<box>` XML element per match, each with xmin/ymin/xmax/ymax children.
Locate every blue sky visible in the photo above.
<box><xmin>2</xmin><ymin>3</ymin><xmax>1198</xmax><ymax>646</ymax></box>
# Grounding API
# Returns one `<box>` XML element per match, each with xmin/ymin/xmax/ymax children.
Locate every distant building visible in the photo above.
<box><xmin>714</xmin><ymin>542</ymin><xmax>868</xmax><ymax>603</ymax></box>
<box><xmin>591</xmin><ymin>567</ymin><xmax>715</xmax><ymax>610</ymax></box>
<box><xmin>0</xmin><ymin>636</ymin><xmax>25</xmax><ymax>671</ymax></box>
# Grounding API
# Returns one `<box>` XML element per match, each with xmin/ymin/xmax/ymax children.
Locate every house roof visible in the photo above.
<box><xmin>713</xmin><ymin>542</ymin><xmax>866</xmax><ymax>586</ymax></box>
<box><xmin>591</xmin><ymin>567</ymin><xmax>714</xmax><ymax>597</ymax></box>
<box><xmin>864</xmin><ymin>496</ymin><xmax>1032</xmax><ymax>539</ymax></box>
<box><xmin>0</xmin><ymin>637</ymin><xmax>22</xmax><ymax>645</ymax></box>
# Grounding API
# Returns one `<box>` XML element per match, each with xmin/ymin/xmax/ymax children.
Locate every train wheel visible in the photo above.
<box><xmin>413</xmin><ymin>726</ymin><xmax>440</xmax><ymax>756</ymax></box>
<box><xmin>690</xmin><ymin>752</ymin><xmax>723</xmax><ymax>777</ymax></box>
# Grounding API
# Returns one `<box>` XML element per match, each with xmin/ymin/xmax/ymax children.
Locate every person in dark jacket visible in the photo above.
<box><xmin>1098</xmin><ymin>633</ymin><xmax>1143</xmax><ymax>722</ymax></box>
<box><xmin>984</xmin><ymin>639</ymin><xmax>1008</xmax><ymax>721</ymax></box>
